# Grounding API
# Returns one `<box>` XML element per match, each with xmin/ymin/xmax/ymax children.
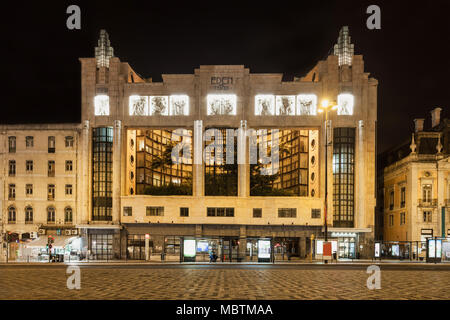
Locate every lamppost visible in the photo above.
<box><xmin>318</xmin><ymin>100</ymin><xmax>338</xmax><ymax>244</ymax></box>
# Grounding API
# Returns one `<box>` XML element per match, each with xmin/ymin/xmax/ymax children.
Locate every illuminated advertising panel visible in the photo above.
<box><xmin>183</xmin><ymin>239</ymin><xmax>196</xmax><ymax>258</ymax></box>
<box><xmin>258</xmin><ymin>240</ymin><xmax>271</xmax><ymax>259</ymax></box>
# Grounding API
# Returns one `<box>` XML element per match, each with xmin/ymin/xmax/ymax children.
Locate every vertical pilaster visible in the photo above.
<box><xmin>80</xmin><ymin>120</ymin><xmax>90</xmax><ymax>224</ymax></box>
<box><xmin>238</xmin><ymin>120</ymin><xmax>248</xmax><ymax>197</ymax></box>
<box><xmin>112</xmin><ymin>120</ymin><xmax>122</xmax><ymax>224</ymax></box>
<box><xmin>193</xmin><ymin>120</ymin><xmax>203</xmax><ymax>197</ymax></box>
<box><xmin>357</xmin><ymin>120</ymin><xmax>365</xmax><ymax>228</ymax></box>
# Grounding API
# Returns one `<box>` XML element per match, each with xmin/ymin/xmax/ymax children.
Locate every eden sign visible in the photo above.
<box><xmin>211</xmin><ymin>76</ymin><xmax>233</xmax><ymax>90</ymax></box>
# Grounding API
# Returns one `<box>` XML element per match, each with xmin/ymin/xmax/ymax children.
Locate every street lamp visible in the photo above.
<box><xmin>318</xmin><ymin>100</ymin><xmax>338</xmax><ymax>244</ymax></box>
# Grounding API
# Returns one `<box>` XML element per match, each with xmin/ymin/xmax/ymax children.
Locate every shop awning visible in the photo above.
<box><xmin>76</xmin><ymin>224</ymin><xmax>121</xmax><ymax>229</ymax></box>
<box><xmin>25</xmin><ymin>236</ymin><xmax>76</xmax><ymax>248</ymax></box>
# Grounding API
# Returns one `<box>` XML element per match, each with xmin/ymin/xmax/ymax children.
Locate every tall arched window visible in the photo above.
<box><xmin>25</xmin><ymin>206</ymin><xmax>33</xmax><ymax>224</ymax></box>
<box><xmin>47</xmin><ymin>207</ymin><xmax>55</xmax><ymax>223</ymax></box>
<box><xmin>8</xmin><ymin>206</ymin><xmax>16</xmax><ymax>223</ymax></box>
<box><xmin>65</xmin><ymin>207</ymin><xmax>73</xmax><ymax>223</ymax></box>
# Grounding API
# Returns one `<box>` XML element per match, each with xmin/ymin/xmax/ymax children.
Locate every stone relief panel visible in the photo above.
<box><xmin>276</xmin><ymin>95</ymin><xmax>295</xmax><ymax>116</ymax></box>
<box><xmin>297</xmin><ymin>95</ymin><xmax>317</xmax><ymax>116</ymax></box>
<box><xmin>207</xmin><ymin>94</ymin><xmax>237</xmax><ymax>115</ymax></box>
<box><xmin>255</xmin><ymin>95</ymin><xmax>275</xmax><ymax>116</ymax></box>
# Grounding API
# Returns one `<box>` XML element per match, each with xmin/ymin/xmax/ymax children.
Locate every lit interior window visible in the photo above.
<box><xmin>129</xmin><ymin>95</ymin><xmax>148</xmax><ymax>116</ymax></box>
<box><xmin>207</xmin><ymin>94</ymin><xmax>237</xmax><ymax>115</ymax></box>
<box><xmin>94</xmin><ymin>95</ymin><xmax>110</xmax><ymax>116</ymax></box>
<box><xmin>275</xmin><ymin>96</ymin><xmax>295</xmax><ymax>115</ymax></box>
<box><xmin>337</xmin><ymin>94</ymin><xmax>354</xmax><ymax>115</ymax></box>
<box><xmin>297</xmin><ymin>94</ymin><xmax>317</xmax><ymax>115</ymax></box>
<box><xmin>255</xmin><ymin>95</ymin><xmax>275</xmax><ymax>116</ymax></box>
<box><xmin>170</xmin><ymin>95</ymin><xmax>189</xmax><ymax>115</ymax></box>
<box><xmin>150</xmin><ymin>96</ymin><xmax>169</xmax><ymax>115</ymax></box>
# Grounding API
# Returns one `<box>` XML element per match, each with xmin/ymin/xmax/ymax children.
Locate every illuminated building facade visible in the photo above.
<box><xmin>1</xmin><ymin>27</ymin><xmax>378</xmax><ymax>261</ymax></box>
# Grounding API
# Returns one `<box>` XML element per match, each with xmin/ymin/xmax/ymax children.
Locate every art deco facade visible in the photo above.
<box><xmin>1</xmin><ymin>27</ymin><xmax>378</xmax><ymax>261</ymax></box>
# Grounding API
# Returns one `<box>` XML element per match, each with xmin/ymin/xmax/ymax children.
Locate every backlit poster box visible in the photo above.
<box><xmin>374</xmin><ymin>243</ymin><xmax>380</xmax><ymax>258</ymax></box>
<box><xmin>258</xmin><ymin>240</ymin><xmax>271</xmax><ymax>259</ymax></box>
<box><xmin>428</xmin><ymin>239</ymin><xmax>442</xmax><ymax>258</ymax></box>
<box><xmin>183</xmin><ymin>239</ymin><xmax>196</xmax><ymax>258</ymax></box>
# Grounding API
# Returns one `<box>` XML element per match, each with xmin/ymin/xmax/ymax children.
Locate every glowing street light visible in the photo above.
<box><xmin>319</xmin><ymin>99</ymin><xmax>337</xmax><ymax>251</ymax></box>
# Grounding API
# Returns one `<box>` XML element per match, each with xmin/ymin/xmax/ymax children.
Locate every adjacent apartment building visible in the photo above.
<box><xmin>381</xmin><ymin>109</ymin><xmax>449</xmax><ymax>245</ymax></box>
<box><xmin>1</xmin><ymin>27</ymin><xmax>378</xmax><ymax>261</ymax></box>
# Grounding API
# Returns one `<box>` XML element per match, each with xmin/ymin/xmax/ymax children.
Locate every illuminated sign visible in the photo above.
<box><xmin>374</xmin><ymin>243</ymin><xmax>380</xmax><ymax>258</ymax></box>
<box><xmin>316</xmin><ymin>240</ymin><xmax>323</xmax><ymax>255</ymax></box>
<box><xmin>258</xmin><ymin>240</ymin><xmax>271</xmax><ymax>259</ymax></box>
<box><xmin>428</xmin><ymin>239</ymin><xmax>442</xmax><ymax>258</ymax></box>
<box><xmin>183</xmin><ymin>239</ymin><xmax>196</xmax><ymax>258</ymax></box>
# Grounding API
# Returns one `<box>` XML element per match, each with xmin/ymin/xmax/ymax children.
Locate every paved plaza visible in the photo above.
<box><xmin>1</xmin><ymin>264</ymin><xmax>449</xmax><ymax>300</ymax></box>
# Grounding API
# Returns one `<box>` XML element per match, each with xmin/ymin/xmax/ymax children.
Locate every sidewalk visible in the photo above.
<box><xmin>2</xmin><ymin>258</ymin><xmax>449</xmax><ymax>266</ymax></box>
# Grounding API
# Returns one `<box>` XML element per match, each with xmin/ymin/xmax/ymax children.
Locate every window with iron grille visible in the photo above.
<box><xmin>123</xmin><ymin>206</ymin><xmax>133</xmax><ymax>216</ymax></box>
<box><xmin>26</xmin><ymin>136</ymin><xmax>34</xmax><ymax>148</ymax></box>
<box><xmin>25</xmin><ymin>207</ymin><xmax>33</xmax><ymax>223</ymax></box>
<box><xmin>48</xmin><ymin>184</ymin><xmax>55</xmax><ymax>200</ymax></box>
<box><xmin>311</xmin><ymin>208</ymin><xmax>321</xmax><ymax>219</ymax></box>
<box><xmin>400</xmin><ymin>212</ymin><xmax>406</xmax><ymax>225</ymax></box>
<box><xmin>332</xmin><ymin>127</ymin><xmax>355</xmax><ymax>227</ymax></box>
<box><xmin>389</xmin><ymin>214</ymin><xmax>394</xmax><ymax>227</ymax></box>
<box><xmin>400</xmin><ymin>187</ymin><xmax>406</xmax><ymax>208</ymax></box>
<box><xmin>65</xmin><ymin>160</ymin><xmax>73</xmax><ymax>172</ymax></box>
<box><xmin>47</xmin><ymin>207</ymin><xmax>56</xmax><ymax>223</ymax></box>
<box><xmin>8</xmin><ymin>184</ymin><xmax>15</xmax><ymax>200</ymax></box>
<box><xmin>253</xmin><ymin>208</ymin><xmax>262</xmax><ymax>218</ymax></box>
<box><xmin>423</xmin><ymin>211</ymin><xmax>432</xmax><ymax>223</ymax></box>
<box><xmin>65</xmin><ymin>207</ymin><xmax>73</xmax><ymax>223</ymax></box>
<box><xmin>278</xmin><ymin>208</ymin><xmax>297</xmax><ymax>218</ymax></box>
<box><xmin>9</xmin><ymin>136</ymin><xmax>16</xmax><ymax>153</ymax></box>
<box><xmin>9</xmin><ymin>160</ymin><xmax>16</xmax><ymax>176</ymax></box>
<box><xmin>65</xmin><ymin>184</ymin><xmax>73</xmax><ymax>195</ymax></box>
<box><xmin>26</xmin><ymin>160</ymin><xmax>33</xmax><ymax>172</ymax></box>
<box><xmin>48</xmin><ymin>160</ymin><xmax>55</xmax><ymax>177</ymax></box>
<box><xmin>65</xmin><ymin>136</ymin><xmax>74</xmax><ymax>147</ymax></box>
<box><xmin>207</xmin><ymin>207</ymin><xmax>235</xmax><ymax>217</ymax></box>
<box><xmin>180</xmin><ymin>207</ymin><xmax>189</xmax><ymax>217</ymax></box>
<box><xmin>146</xmin><ymin>206</ymin><xmax>164</xmax><ymax>216</ymax></box>
<box><xmin>26</xmin><ymin>184</ymin><xmax>33</xmax><ymax>196</ymax></box>
<box><xmin>48</xmin><ymin>136</ymin><xmax>55</xmax><ymax>153</ymax></box>
<box><xmin>8</xmin><ymin>206</ymin><xmax>16</xmax><ymax>223</ymax></box>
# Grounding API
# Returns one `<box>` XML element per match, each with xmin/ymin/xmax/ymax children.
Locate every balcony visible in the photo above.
<box><xmin>446</xmin><ymin>199</ymin><xmax>450</xmax><ymax>207</ymax></box>
<box><xmin>418</xmin><ymin>199</ymin><xmax>438</xmax><ymax>207</ymax></box>
<box><xmin>25</xmin><ymin>220</ymin><xmax>34</xmax><ymax>224</ymax></box>
<box><xmin>8</xmin><ymin>220</ymin><xmax>16</xmax><ymax>224</ymax></box>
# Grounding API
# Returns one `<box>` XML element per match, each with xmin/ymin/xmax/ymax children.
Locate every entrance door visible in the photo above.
<box><xmin>338</xmin><ymin>238</ymin><xmax>356</xmax><ymax>259</ymax></box>
<box><xmin>221</xmin><ymin>238</ymin><xmax>232</xmax><ymax>262</ymax></box>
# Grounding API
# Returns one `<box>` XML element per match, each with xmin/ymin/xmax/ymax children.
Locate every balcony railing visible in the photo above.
<box><xmin>418</xmin><ymin>199</ymin><xmax>438</xmax><ymax>207</ymax></box>
<box><xmin>25</xmin><ymin>220</ymin><xmax>34</xmax><ymax>224</ymax></box>
<box><xmin>446</xmin><ymin>199</ymin><xmax>450</xmax><ymax>207</ymax></box>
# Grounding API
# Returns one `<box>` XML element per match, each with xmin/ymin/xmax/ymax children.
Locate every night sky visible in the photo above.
<box><xmin>2</xmin><ymin>0</ymin><xmax>449</xmax><ymax>153</ymax></box>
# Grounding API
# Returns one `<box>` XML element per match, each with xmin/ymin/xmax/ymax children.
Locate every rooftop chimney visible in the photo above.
<box><xmin>430</xmin><ymin>107</ymin><xmax>442</xmax><ymax>128</ymax></box>
<box><xmin>414</xmin><ymin>119</ymin><xmax>425</xmax><ymax>132</ymax></box>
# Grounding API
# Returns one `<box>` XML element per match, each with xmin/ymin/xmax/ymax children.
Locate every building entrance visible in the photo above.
<box><xmin>338</xmin><ymin>237</ymin><xmax>356</xmax><ymax>259</ymax></box>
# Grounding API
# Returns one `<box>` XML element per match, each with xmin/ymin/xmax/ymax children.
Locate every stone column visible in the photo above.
<box><xmin>79</xmin><ymin>120</ymin><xmax>90</xmax><ymax>224</ymax></box>
<box><xmin>193</xmin><ymin>120</ymin><xmax>203</xmax><ymax>197</ymax></box>
<box><xmin>112</xmin><ymin>120</ymin><xmax>122</xmax><ymax>224</ymax></box>
<box><xmin>239</xmin><ymin>225</ymin><xmax>247</xmax><ymax>261</ymax></box>
<box><xmin>299</xmin><ymin>237</ymin><xmax>307</xmax><ymax>259</ymax></box>
<box><xmin>357</xmin><ymin>120</ymin><xmax>365</xmax><ymax>229</ymax></box>
<box><xmin>238</xmin><ymin>120</ymin><xmax>248</xmax><ymax>197</ymax></box>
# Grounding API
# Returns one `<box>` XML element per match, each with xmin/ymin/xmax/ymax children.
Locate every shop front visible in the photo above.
<box><xmin>77</xmin><ymin>224</ymin><xmax>121</xmax><ymax>260</ymax></box>
<box><xmin>22</xmin><ymin>236</ymin><xmax>83</xmax><ymax>262</ymax></box>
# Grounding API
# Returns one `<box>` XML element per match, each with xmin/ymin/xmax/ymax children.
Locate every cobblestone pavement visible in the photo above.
<box><xmin>1</xmin><ymin>264</ymin><xmax>449</xmax><ymax>300</ymax></box>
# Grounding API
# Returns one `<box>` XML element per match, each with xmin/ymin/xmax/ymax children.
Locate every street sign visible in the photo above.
<box><xmin>323</xmin><ymin>242</ymin><xmax>332</xmax><ymax>260</ymax></box>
